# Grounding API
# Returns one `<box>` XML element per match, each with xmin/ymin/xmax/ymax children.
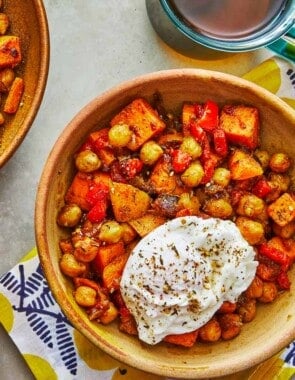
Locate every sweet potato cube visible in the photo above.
<box><xmin>220</xmin><ymin>105</ymin><xmax>259</xmax><ymax>149</ymax></box>
<box><xmin>149</xmin><ymin>157</ymin><xmax>185</xmax><ymax>195</ymax></box>
<box><xmin>182</xmin><ymin>103</ymin><xmax>196</xmax><ymax>125</ymax></box>
<box><xmin>119</xmin><ymin>306</ymin><xmax>138</xmax><ymax>335</ymax></box>
<box><xmin>129</xmin><ymin>213</ymin><xmax>167</xmax><ymax>237</ymax></box>
<box><xmin>110</xmin><ymin>182</ymin><xmax>151</xmax><ymax>222</ymax></box>
<box><xmin>0</xmin><ymin>36</ymin><xmax>21</xmax><ymax>68</ymax></box>
<box><xmin>65</xmin><ymin>173</ymin><xmax>92</xmax><ymax>211</ymax></box>
<box><xmin>164</xmin><ymin>330</ymin><xmax>199</xmax><ymax>347</ymax></box>
<box><xmin>97</xmin><ymin>147</ymin><xmax>116</xmax><ymax>167</ymax></box>
<box><xmin>93</xmin><ymin>171</ymin><xmax>112</xmax><ymax>188</ymax></box>
<box><xmin>110</xmin><ymin>98</ymin><xmax>166</xmax><ymax>151</ymax></box>
<box><xmin>94</xmin><ymin>241</ymin><xmax>125</xmax><ymax>274</ymax></box>
<box><xmin>267</xmin><ymin>193</ymin><xmax>295</xmax><ymax>227</ymax></box>
<box><xmin>228</xmin><ymin>149</ymin><xmax>263</xmax><ymax>180</ymax></box>
<box><xmin>102</xmin><ymin>252</ymin><xmax>129</xmax><ymax>292</ymax></box>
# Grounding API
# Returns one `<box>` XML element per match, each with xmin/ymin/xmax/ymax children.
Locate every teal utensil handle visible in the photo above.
<box><xmin>267</xmin><ymin>25</ymin><xmax>295</xmax><ymax>62</ymax></box>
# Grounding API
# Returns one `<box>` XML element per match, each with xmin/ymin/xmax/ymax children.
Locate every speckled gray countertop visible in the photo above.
<box><xmin>0</xmin><ymin>1</ymin><xmax>274</xmax><ymax>379</ymax></box>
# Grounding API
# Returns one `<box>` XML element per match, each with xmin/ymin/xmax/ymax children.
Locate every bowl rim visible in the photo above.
<box><xmin>0</xmin><ymin>0</ymin><xmax>50</xmax><ymax>168</ymax></box>
<box><xmin>35</xmin><ymin>68</ymin><xmax>295</xmax><ymax>379</ymax></box>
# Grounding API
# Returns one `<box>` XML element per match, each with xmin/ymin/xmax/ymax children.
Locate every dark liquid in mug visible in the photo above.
<box><xmin>169</xmin><ymin>0</ymin><xmax>287</xmax><ymax>40</ymax></box>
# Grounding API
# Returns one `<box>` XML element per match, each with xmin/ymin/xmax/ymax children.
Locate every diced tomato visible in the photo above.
<box><xmin>197</xmin><ymin>100</ymin><xmax>219</xmax><ymax>131</ymax></box>
<box><xmin>170</xmin><ymin>149</ymin><xmax>192</xmax><ymax>173</ymax></box>
<box><xmin>252</xmin><ymin>178</ymin><xmax>272</xmax><ymax>198</ymax></box>
<box><xmin>110</xmin><ymin>161</ymin><xmax>127</xmax><ymax>183</ymax></box>
<box><xmin>119</xmin><ymin>158</ymin><xmax>143</xmax><ymax>179</ymax></box>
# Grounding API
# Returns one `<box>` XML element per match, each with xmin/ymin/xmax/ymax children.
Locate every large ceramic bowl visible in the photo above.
<box><xmin>0</xmin><ymin>0</ymin><xmax>49</xmax><ymax>167</ymax></box>
<box><xmin>35</xmin><ymin>69</ymin><xmax>295</xmax><ymax>379</ymax></box>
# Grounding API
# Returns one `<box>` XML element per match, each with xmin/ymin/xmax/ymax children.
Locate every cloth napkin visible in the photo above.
<box><xmin>1</xmin><ymin>56</ymin><xmax>295</xmax><ymax>380</ymax></box>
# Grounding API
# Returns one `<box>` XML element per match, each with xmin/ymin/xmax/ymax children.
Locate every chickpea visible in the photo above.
<box><xmin>73</xmin><ymin>236</ymin><xmax>99</xmax><ymax>262</ymax></box>
<box><xmin>218</xmin><ymin>301</ymin><xmax>237</xmax><ymax>314</ymax></box>
<box><xmin>269</xmin><ymin>152</ymin><xmax>291</xmax><ymax>173</ymax></box>
<box><xmin>254</xmin><ymin>149</ymin><xmax>270</xmax><ymax>169</ymax></box>
<box><xmin>139</xmin><ymin>140</ymin><xmax>163</xmax><ymax>165</ymax></box>
<box><xmin>181</xmin><ymin>161</ymin><xmax>204</xmax><ymax>187</ymax></box>
<box><xmin>236</xmin><ymin>194</ymin><xmax>265</xmax><ymax>219</ymax></box>
<box><xmin>203</xmin><ymin>198</ymin><xmax>233</xmax><ymax>219</ymax></box>
<box><xmin>235</xmin><ymin>216</ymin><xmax>264</xmax><ymax>245</ymax></box>
<box><xmin>212</xmin><ymin>167</ymin><xmax>231</xmax><ymax>187</ymax></box>
<box><xmin>0</xmin><ymin>68</ymin><xmax>15</xmax><ymax>90</ymax></box>
<box><xmin>59</xmin><ymin>238</ymin><xmax>74</xmax><ymax>254</ymax></box>
<box><xmin>120</xmin><ymin>222</ymin><xmax>137</xmax><ymax>244</ymax></box>
<box><xmin>256</xmin><ymin>262</ymin><xmax>279</xmax><ymax>282</ymax></box>
<box><xmin>75</xmin><ymin>150</ymin><xmax>101</xmax><ymax>173</ymax></box>
<box><xmin>218</xmin><ymin>313</ymin><xmax>242</xmax><ymax>341</ymax></box>
<box><xmin>177</xmin><ymin>192</ymin><xmax>200</xmax><ymax>215</ymax></box>
<box><xmin>269</xmin><ymin>173</ymin><xmax>290</xmax><ymax>193</ymax></box>
<box><xmin>59</xmin><ymin>253</ymin><xmax>87</xmax><ymax>277</ymax></box>
<box><xmin>244</xmin><ymin>276</ymin><xmax>263</xmax><ymax>299</ymax></box>
<box><xmin>180</xmin><ymin>136</ymin><xmax>202</xmax><ymax>159</ymax></box>
<box><xmin>99</xmin><ymin>221</ymin><xmax>123</xmax><ymax>243</ymax></box>
<box><xmin>57</xmin><ymin>204</ymin><xmax>82</xmax><ymax>227</ymax></box>
<box><xmin>100</xmin><ymin>302</ymin><xmax>119</xmax><ymax>324</ymax></box>
<box><xmin>199</xmin><ymin>318</ymin><xmax>221</xmax><ymax>342</ymax></box>
<box><xmin>74</xmin><ymin>286</ymin><xmax>97</xmax><ymax>307</ymax></box>
<box><xmin>108</xmin><ymin>123</ymin><xmax>132</xmax><ymax>147</ymax></box>
<box><xmin>238</xmin><ymin>299</ymin><xmax>256</xmax><ymax>323</ymax></box>
<box><xmin>258</xmin><ymin>282</ymin><xmax>278</xmax><ymax>303</ymax></box>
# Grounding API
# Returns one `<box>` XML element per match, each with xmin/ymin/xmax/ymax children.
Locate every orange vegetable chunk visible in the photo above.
<box><xmin>3</xmin><ymin>76</ymin><xmax>24</xmax><ymax>114</ymax></box>
<box><xmin>268</xmin><ymin>193</ymin><xmax>295</xmax><ymax>227</ymax></box>
<box><xmin>102</xmin><ymin>252</ymin><xmax>129</xmax><ymax>292</ymax></box>
<box><xmin>219</xmin><ymin>105</ymin><xmax>259</xmax><ymax>149</ymax></box>
<box><xmin>164</xmin><ymin>330</ymin><xmax>199</xmax><ymax>347</ymax></box>
<box><xmin>110</xmin><ymin>181</ymin><xmax>151</xmax><ymax>222</ymax></box>
<box><xmin>64</xmin><ymin>173</ymin><xmax>92</xmax><ymax>211</ymax></box>
<box><xmin>110</xmin><ymin>98</ymin><xmax>166</xmax><ymax>151</ymax></box>
<box><xmin>0</xmin><ymin>35</ymin><xmax>21</xmax><ymax>68</ymax></box>
<box><xmin>94</xmin><ymin>241</ymin><xmax>125</xmax><ymax>274</ymax></box>
<box><xmin>228</xmin><ymin>149</ymin><xmax>263</xmax><ymax>180</ymax></box>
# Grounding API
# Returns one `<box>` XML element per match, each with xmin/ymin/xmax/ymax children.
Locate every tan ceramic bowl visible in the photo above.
<box><xmin>35</xmin><ymin>69</ymin><xmax>295</xmax><ymax>379</ymax></box>
<box><xmin>0</xmin><ymin>0</ymin><xmax>49</xmax><ymax>167</ymax></box>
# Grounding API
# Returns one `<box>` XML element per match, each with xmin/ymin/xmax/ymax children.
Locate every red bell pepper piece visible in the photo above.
<box><xmin>213</xmin><ymin>128</ymin><xmax>228</xmax><ymax>157</ymax></box>
<box><xmin>171</xmin><ymin>149</ymin><xmax>192</xmax><ymax>173</ymax></box>
<box><xmin>258</xmin><ymin>242</ymin><xmax>291</xmax><ymax>271</ymax></box>
<box><xmin>190</xmin><ymin>123</ymin><xmax>206</xmax><ymax>142</ymax></box>
<box><xmin>86</xmin><ymin>182</ymin><xmax>109</xmax><ymax>223</ymax></box>
<box><xmin>87</xmin><ymin>200</ymin><xmax>107</xmax><ymax>223</ymax></box>
<box><xmin>197</xmin><ymin>100</ymin><xmax>219</xmax><ymax>132</ymax></box>
<box><xmin>252</xmin><ymin>178</ymin><xmax>272</xmax><ymax>198</ymax></box>
<box><xmin>277</xmin><ymin>270</ymin><xmax>291</xmax><ymax>290</ymax></box>
<box><xmin>86</xmin><ymin>182</ymin><xmax>109</xmax><ymax>208</ymax></box>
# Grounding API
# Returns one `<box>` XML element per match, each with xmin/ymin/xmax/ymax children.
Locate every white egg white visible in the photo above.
<box><xmin>120</xmin><ymin>216</ymin><xmax>258</xmax><ymax>345</ymax></box>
